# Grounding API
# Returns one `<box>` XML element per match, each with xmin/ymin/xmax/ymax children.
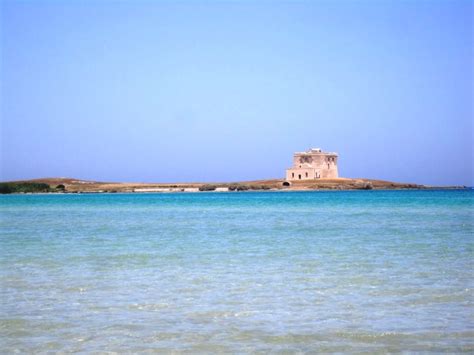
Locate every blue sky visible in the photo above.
<box><xmin>1</xmin><ymin>0</ymin><xmax>472</xmax><ymax>185</ymax></box>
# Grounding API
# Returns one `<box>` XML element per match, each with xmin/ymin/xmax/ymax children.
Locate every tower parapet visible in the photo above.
<box><xmin>286</xmin><ymin>148</ymin><xmax>338</xmax><ymax>180</ymax></box>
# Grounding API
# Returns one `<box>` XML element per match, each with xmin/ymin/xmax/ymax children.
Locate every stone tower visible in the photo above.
<box><xmin>286</xmin><ymin>148</ymin><xmax>338</xmax><ymax>181</ymax></box>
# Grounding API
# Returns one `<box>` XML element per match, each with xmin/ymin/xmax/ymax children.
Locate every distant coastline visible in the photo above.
<box><xmin>0</xmin><ymin>177</ymin><xmax>468</xmax><ymax>194</ymax></box>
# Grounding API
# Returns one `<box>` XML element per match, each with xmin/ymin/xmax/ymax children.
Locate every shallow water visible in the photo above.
<box><xmin>1</xmin><ymin>190</ymin><xmax>473</xmax><ymax>352</ymax></box>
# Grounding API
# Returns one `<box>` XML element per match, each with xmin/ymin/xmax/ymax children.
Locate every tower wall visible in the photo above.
<box><xmin>286</xmin><ymin>148</ymin><xmax>338</xmax><ymax>180</ymax></box>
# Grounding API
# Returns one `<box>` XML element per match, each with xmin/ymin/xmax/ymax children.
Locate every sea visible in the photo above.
<box><xmin>1</xmin><ymin>190</ymin><xmax>473</xmax><ymax>353</ymax></box>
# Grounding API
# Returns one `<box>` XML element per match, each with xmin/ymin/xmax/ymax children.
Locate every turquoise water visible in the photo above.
<box><xmin>1</xmin><ymin>190</ymin><xmax>473</xmax><ymax>352</ymax></box>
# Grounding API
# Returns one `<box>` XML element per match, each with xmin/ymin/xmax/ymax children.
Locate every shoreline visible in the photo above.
<box><xmin>0</xmin><ymin>177</ymin><xmax>470</xmax><ymax>195</ymax></box>
<box><xmin>1</xmin><ymin>189</ymin><xmax>472</xmax><ymax>197</ymax></box>
<box><xmin>3</xmin><ymin>188</ymin><xmax>469</xmax><ymax>196</ymax></box>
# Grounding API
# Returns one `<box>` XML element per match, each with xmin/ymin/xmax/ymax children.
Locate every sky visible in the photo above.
<box><xmin>1</xmin><ymin>0</ymin><xmax>472</xmax><ymax>185</ymax></box>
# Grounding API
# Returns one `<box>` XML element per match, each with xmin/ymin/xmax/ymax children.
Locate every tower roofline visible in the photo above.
<box><xmin>294</xmin><ymin>148</ymin><xmax>338</xmax><ymax>156</ymax></box>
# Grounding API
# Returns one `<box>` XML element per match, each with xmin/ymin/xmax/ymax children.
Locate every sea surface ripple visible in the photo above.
<box><xmin>0</xmin><ymin>190</ymin><xmax>473</xmax><ymax>352</ymax></box>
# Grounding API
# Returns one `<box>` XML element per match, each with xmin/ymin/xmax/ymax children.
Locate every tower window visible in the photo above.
<box><xmin>305</xmin><ymin>172</ymin><xmax>308</xmax><ymax>177</ymax></box>
<box><xmin>298</xmin><ymin>174</ymin><xmax>301</xmax><ymax>180</ymax></box>
<box><xmin>292</xmin><ymin>173</ymin><xmax>294</xmax><ymax>178</ymax></box>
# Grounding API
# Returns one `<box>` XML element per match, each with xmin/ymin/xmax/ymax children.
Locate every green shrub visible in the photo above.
<box><xmin>199</xmin><ymin>184</ymin><xmax>217</xmax><ymax>191</ymax></box>
<box><xmin>0</xmin><ymin>182</ymin><xmax>51</xmax><ymax>194</ymax></box>
<box><xmin>248</xmin><ymin>185</ymin><xmax>271</xmax><ymax>190</ymax></box>
<box><xmin>0</xmin><ymin>184</ymin><xmax>14</xmax><ymax>194</ymax></box>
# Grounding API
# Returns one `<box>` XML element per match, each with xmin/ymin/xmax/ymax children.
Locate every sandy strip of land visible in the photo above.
<box><xmin>5</xmin><ymin>177</ymin><xmax>463</xmax><ymax>193</ymax></box>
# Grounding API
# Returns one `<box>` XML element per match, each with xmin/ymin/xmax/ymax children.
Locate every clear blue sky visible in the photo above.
<box><xmin>1</xmin><ymin>0</ymin><xmax>472</xmax><ymax>185</ymax></box>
